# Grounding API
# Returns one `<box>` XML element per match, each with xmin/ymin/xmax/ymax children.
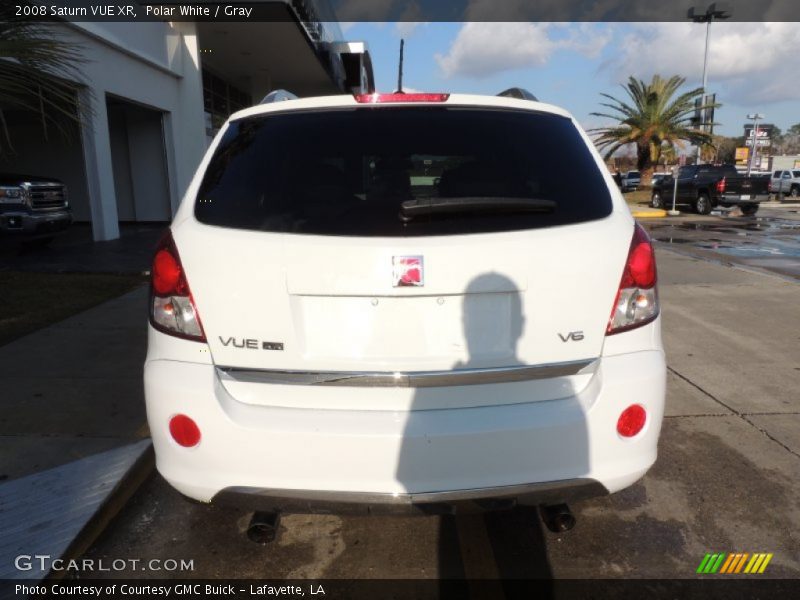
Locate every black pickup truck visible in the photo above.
<box><xmin>0</xmin><ymin>173</ymin><xmax>72</xmax><ymax>239</ymax></box>
<box><xmin>650</xmin><ymin>164</ymin><xmax>770</xmax><ymax>215</ymax></box>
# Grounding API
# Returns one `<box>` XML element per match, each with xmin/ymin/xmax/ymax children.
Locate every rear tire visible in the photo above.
<box><xmin>741</xmin><ymin>204</ymin><xmax>759</xmax><ymax>216</ymax></box>
<box><xmin>650</xmin><ymin>192</ymin><xmax>664</xmax><ymax>209</ymax></box>
<box><xmin>695</xmin><ymin>194</ymin><xmax>712</xmax><ymax>215</ymax></box>
<box><xmin>790</xmin><ymin>186</ymin><xmax>799</xmax><ymax>198</ymax></box>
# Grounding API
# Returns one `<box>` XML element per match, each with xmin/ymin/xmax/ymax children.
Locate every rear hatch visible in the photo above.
<box><xmin>176</xmin><ymin>101</ymin><xmax>631</xmax><ymax>408</ymax></box>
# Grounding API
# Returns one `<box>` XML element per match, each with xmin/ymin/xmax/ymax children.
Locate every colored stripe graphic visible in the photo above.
<box><xmin>698</xmin><ymin>552</ymin><xmax>772</xmax><ymax>574</ymax></box>
<box><xmin>697</xmin><ymin>554</ymin><xmax>712</xmax><ymax>574</ymax></box>
<box><xmin>758</xmin><ymin>554</ymin><xmax>773</xmax><ymax>573</ymax></box>
<box><xmin>710</xmin><ymin>553</ymin><xmax>726</xmax><ymax>573</ymax></box>
<box><xmin>719</xmin><ymin>554</ymin><xmax>736</xmax><ymax>574</ymax></box>
<box><xmin>744</xmin><ymin>554</ymin><xmax>760</xmax><ymax>573</ymax></box>
<box><xmin>734</xmin><ymin>553</ymin><xmax>749</xmax><ymax>573</ymax></box>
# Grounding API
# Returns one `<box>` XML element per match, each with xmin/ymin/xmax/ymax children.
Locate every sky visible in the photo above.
<box><xmin>342</xmin><ymin>22</ymin><xmax>800</xmax><ymax>142</ymax></box>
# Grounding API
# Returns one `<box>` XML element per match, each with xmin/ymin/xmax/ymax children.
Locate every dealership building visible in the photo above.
<box><xmin>3</xmin><ymin>1</ymin><xmax>373</xmax><ymax>241</ymax></box>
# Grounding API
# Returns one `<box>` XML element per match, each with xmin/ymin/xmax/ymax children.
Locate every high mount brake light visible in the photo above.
<box><xmin>607</xmin><ymin>223</ymin><xmax>659</xmax><ymax>335</ymax></box>
<box><xmin>149</xmin><ymin>230</ymin><xmax>206</xmax><ymax>342</ymax></box>
<box><xmin>354</xmin><ymin>93</ymin><xmax>450</xmax><ymax>104</ymax></box>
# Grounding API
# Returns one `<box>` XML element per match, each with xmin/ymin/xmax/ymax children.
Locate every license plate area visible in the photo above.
<box><xmin>291</xmin><ymin>293</ymin><xmax>519</xmax><ymax>364</ymax></box>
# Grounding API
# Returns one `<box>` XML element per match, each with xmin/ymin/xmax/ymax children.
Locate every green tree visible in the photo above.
<box><xmin>775</xmin><ymin>123</ymin><xmax>800</xmax><ymax>155</ymax></box>
<box><xmin>590</xmin><ymin>75</ymin><xmax>719</xmax><ymax>171</ymax></box>
<box><xmin>0</xmin><ymin>4</ymin><xmax>90</xmax><ymax>154</ymax></box>
<box><xmin>710</xmin><ymin>135</ymin><xmax>739</xmax><ymax>164</ymax></box>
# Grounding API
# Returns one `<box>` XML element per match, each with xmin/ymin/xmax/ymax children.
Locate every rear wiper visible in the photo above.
<box><xmin>399</xmin><ymin>196</ymin><xmax>556</xmax><ymax>222</ymax></box>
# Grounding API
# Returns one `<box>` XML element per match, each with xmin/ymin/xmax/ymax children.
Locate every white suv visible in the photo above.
<box><xmin>144</xmin><ymin>91</ymin><xmax>665</xmax><ymax>523</ymax></box>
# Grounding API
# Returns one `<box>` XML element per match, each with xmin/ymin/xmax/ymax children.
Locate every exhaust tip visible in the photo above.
<box><xmin>540</xmin><ymin>503</ymin><xmax>576</xmax><ymax>533</ymax></box>
<box><xmin>246</xmin><ymin>511</ymin><xmax>281</xmax><ymax>544</ymax></box>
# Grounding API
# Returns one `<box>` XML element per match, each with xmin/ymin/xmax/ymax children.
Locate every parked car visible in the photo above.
<box><xmin>650</xmin><ymin>164</ymin><xmax>770</xmax><ymax>215</ymax></box>
<box><xmin>769</xmin><ymin>169</ymin><xmax>800</xmax><ymax>198</ymax></box>
<box><xmin>620</xmin><ymin>170</ymin><xmax>641</xmax><ymax>191</ymax></box>
<box><xmin>0</xmin><ymin>173</ymin><xmax>72</xmax><ymax>240</ymax></box>
<box><xmin>144</xmin><ymin>90</ymin><xmax>666</xmax><ymax>536</ymax></box>
<box><xmin>650</xmin><ymin>173</ymin><xmax>669</xmax><ymax>187</ymax></box>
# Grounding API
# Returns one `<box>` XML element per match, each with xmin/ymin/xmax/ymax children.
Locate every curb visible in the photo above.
<box><xmin>0</xmin><ymin>439</ymin><xmax>154</xmax><ymax>581</ymax></box>
<box><xmin>632</xmin><ymin>208</ymin><xmax>668</xmax><ymax>218</ymax></box>
<box><xmin>49</xmin><ymin>442</ymin><xmax>154</xmax><ymax>580</ymax></box>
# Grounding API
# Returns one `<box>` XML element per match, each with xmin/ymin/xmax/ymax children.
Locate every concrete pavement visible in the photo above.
<box><xmin>0</xmin><ymin>286</ymin><xmax>149</xmax><ymax>481</ymax></box>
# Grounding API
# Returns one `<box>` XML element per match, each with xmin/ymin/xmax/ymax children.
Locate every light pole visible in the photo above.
<box><xmin>688</xmin><ymin>3</ymin><xmax>732</xmax><ymax>163</ymax></box>
<box><xmin>746</xmin><ymin>113</ymin><xmax>764</xmax><ymax>176</ymax></box>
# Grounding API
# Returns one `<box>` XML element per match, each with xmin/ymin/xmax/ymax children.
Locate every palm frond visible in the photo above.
<box><xmin>590</xmin><ymin>73</ymin><xmax>720</xmax><ymax>170</ymax></box>
<box><xmin>0</xmin><ymin>5</ymin><xmax>93</xmax><ymax>154</ymax></box>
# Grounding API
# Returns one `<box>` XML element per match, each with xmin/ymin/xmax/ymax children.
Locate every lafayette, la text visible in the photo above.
<box><xmin>17</xmin><ymin>584</ymin><xmax>325</xmax><ymax>597</ymax></box>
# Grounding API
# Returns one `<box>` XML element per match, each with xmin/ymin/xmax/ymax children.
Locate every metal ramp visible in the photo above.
<box><xmin>0</xmin><ymin>440</ymin><xmax>152</xmax><ymax>580</ymax></box>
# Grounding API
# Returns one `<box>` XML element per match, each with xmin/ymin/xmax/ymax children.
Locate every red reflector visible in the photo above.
<box><xmin>617</xmin><ymin>405</ymin><xmax>647</xmax><ymax>438</ymax></box>
<box><xmin>169</xmin><ymin>414</ymin><xmax>201</xmax><ymax>447</ymax></box>
<box><xmin>152</xmin><ymin>249</ymin><xmax>182</xmax><ymax>295</ymax></box>
<box><xmin>354</xmin><ymin>93</ymin><xmax>450</xmax><ymax>104</ymax></box>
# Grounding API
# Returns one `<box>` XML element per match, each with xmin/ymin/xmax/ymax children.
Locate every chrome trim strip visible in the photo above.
<box><xmin>217</xmin><ymin>358</ymin><xmax>597</xmax><ymax>388</ymax></box>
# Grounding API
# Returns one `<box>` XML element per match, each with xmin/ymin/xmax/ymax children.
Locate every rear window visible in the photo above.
<box><xmin>195</xmin><ymin>107</ymin><xmax>612</xmax><ymax>237</ymax></box>
<box><xmin>793</xmin><ymin>171</ymin><xmax>800</xmax><ymax>178</ymax></box>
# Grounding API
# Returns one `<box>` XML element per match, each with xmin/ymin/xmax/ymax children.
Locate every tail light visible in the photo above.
<box><xmin>607</xmin><ymin>223</ymin><xmax>659</xmax><ymax>335</ymax></box>
<box><xmin>716</xmin><ymin>177</ymin><xmax>726</xmax><ymax>194</ymax></box>
<box><xmin>149</xmin><ymin>230</ymin><xmax>206</xmax><ymax>342</ymax></box>
<box><xmin>354</xmin><ymin>93</ymin><xmax>450</xmax><ymax>103</ymax></box>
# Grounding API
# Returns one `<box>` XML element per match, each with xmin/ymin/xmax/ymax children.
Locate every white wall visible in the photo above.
<box><xmin>60</xmin><ymin>21</ymin><xmax>207</xmax><ymax>240</ymax></box>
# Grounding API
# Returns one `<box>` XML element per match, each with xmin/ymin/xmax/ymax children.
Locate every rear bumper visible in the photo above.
<box><xmin>144</xmin><ymin>347</ymin><xmax>666</xmax><ymax>511</ymax></box>
<box><xmin>719</xmin><ymin>193</ymin><xmax>769</xmax><ymax>205</ymax></box>
<box><xmin>0</xmin><ymin>209</ymin><xmax>72</xmax><ymax>235</ymax></box>
<box><xmin>213</xmin><ymin>479</ymin><xmax>608</xmax><ymax>515</ymax></box>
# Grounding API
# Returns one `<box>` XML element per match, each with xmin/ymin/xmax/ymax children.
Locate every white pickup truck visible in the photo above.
<box><xmin>770</xmin><ymin>169</ymin><xmax>800</xmax><ymax>198</ymax></box>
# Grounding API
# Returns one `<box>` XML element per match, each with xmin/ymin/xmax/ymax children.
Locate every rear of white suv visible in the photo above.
<box><xmin>144</xmin><ymin>92</ymin><xmax>665</xmax><ymax>515</ymax></box>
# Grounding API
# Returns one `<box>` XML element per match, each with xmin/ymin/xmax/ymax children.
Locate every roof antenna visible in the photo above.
<box><xmin>395</xmin><ymin>39</ymin><xmax>405</xmax><ymax>93</ymax></box>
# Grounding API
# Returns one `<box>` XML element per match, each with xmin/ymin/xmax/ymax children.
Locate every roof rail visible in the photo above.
<box><xmin>497</xmin><ymin>87</ymin><xmax>538</xmax><ymax>102</ymax></box>
<box><xmin>260</xmin><ymin>90</ymin><xmax>298</xmax><ymax>104</ymax></box>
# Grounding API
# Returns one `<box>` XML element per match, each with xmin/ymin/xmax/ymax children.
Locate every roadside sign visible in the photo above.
<box><xmin>735</xmin><ymin>147</ymin><xmax>749</xmax><ymax>165</ymax></box>
<box><xmin>743</xmin><ymin>124</ymin><xmax>773</xmax><ymax>147</ymax></box>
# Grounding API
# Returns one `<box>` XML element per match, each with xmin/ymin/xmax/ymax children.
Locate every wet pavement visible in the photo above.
<box><xmin>80</xmin><ymin>249</ymin><xmax>800</xmax><ymax>583</ymax></box>
<box><xmin>642</xmin><ymin>205</ymin><xmax>800</xmax><ymax>280</ymax></box>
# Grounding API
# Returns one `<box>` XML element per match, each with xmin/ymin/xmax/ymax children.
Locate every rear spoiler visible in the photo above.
<box><xmin>497</xmin><ymin>88</ymin><xmax>538</xmax><ymax>102</ymax></box>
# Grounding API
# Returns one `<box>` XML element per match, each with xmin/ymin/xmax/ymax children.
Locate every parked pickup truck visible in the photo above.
<box><xmin>650</xmin><ymin>164</ymin><xmax>770</xmax><ymax>215</ymax></box>
<box><xmin>0</xmin><ymin>173</ymin><xmax>72</xmax><ymax>239</ymax></box>
<box><xmin>769</xmin><ymin>169</ymin><xmax>800</xmax><ymax>199</ymax></box>
<box><xmin>620</xmin><ymin>170</ymin><xmax>641</xmax><ymax>192</ymax></box>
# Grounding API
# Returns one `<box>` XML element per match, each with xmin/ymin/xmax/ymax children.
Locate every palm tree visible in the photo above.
<box><xmin>0</xmin><ymin>5</ymin><xmax>90</xmax><ymax>154</ymax></box>
<box><xmin>590</xmin><ymin>75</ymin><xmax>718</xmax><ymax>172</ymax></box>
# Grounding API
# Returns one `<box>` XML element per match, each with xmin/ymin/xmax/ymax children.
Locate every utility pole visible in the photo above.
<box><xmin>688</xmin><ymin>3</ymin><xmax>732</xmax><ymax>163</ymax></box>
<box><xmin>746</xmin><ymin>113</ymin><xmax>764</xmax><ymax>176</ymax></box>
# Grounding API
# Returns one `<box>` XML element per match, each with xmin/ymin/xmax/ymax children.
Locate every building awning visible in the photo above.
<box><xmin>194</xmin><ymin>2</ymin><xmax>373</xmax><ymax>99</ymax></box>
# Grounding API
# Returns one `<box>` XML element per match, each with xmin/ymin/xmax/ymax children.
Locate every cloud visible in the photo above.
<box><xmin>435</xmin><ymin>22</ymin><xmax>613</xmax><ymax>79</ymax></box>
<box><xmin>394</xmin><ymin>21</ymin><xmax>426</xmax><ymax>38</ymax></box>
<box><xmin>612</xmin><ymin>22</ymin><xmax>800</xmax><ymax>104</ymax></box>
